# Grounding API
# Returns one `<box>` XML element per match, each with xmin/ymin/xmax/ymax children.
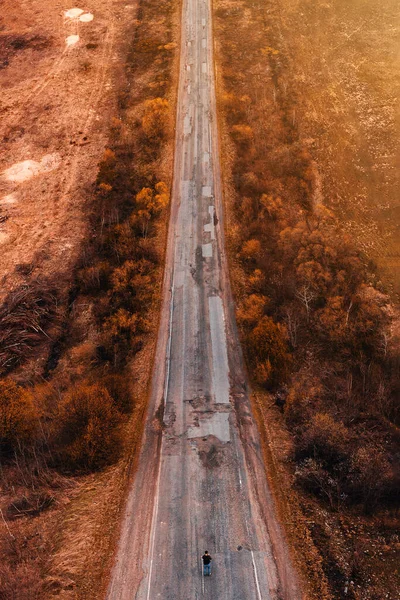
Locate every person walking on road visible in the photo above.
<box><xmin>202</xmin><ymin>551</ymin><xmax>212</xmax><ymax>576</ymax></box>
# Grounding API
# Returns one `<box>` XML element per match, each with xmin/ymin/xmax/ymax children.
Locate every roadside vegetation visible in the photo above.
<box><xmin>214</xmin><ymin>0</ymin><xmax>400</xmax><ymax>597</ymax></box>
<box><xmin>0</xmin><ymin>0</ymin><xmax>179</xmax><ymax>596</ymax></box>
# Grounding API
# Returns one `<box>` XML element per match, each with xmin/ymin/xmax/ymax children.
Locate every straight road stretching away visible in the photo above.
<box><xmin>106</xmin><ymin>0</ymin><xmax>302</xmax><ymax>596</ymax></box>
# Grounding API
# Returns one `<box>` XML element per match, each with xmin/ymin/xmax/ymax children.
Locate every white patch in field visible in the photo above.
<box><xmin>66</xmin><ymin>34</ymin><xmax>80</xmax><ymax>46</ymax></box>
<box><xmin>0</xmin><ymin>194</ymin><xmax>17</xmax><ymax>204</ymax></box>
<box><xmin>3</xmin><ymin>154</ymin><xmax>61</xmax><ymax>183</ymax></box>
<box><xmin>79</xmin><ymin>12</ymin><xmax>94</xmax><ymax>22</ymax></box>
<box><xmin>64</xmin><ymin>8</ymin><xmax>84</xmax><ymax>18</ymax></box>
<box><xmin>202</xmin><ymin>62</ymin><xmax>207</xmax><ymax>74</ymax></box>
<box><xmin>0</xmin><ymin>231</ymin><xmax>9</xmax><ymax>245</ymax></box>
<box><xmin>202</xmin><ymin>185</ymin><xmax>212</xmax><ymax>197</ymax></box>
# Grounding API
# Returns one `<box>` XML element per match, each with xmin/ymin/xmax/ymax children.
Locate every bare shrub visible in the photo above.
<box><xmin>77</xmin><ymin>261</ymin><xmax>111</xmax><ymax>293</ymax></box>
<box><xmin>295</xmin><ymin>458</ymin><xmax>342</xmax><ymax>510</ymax></box>
<box><xmin>348</xmin><ymin>444</ymin><xmax>392</xmax><ymax>512</ymax></box>
<box><xmin>101</xmin><ymin>373</ymin><xmax>134</xmax><ymax>414</ymax></box>
<box><xmin>297</xmin><ymin>413</ymin><xmax>351</xmax><ymax>467</ymax></box>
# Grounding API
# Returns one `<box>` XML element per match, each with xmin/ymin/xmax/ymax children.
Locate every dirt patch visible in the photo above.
<box><xmin>64</xmin><ymin>8</ymin><xmax>85</xmax><ymax>19</ymax></box>
<box><xmin>65</xmin><ymin>34</ymin><xmax>80</xmax><ymax>47</ymax></box>
<box><xmin>0</xmin><ymin>33</ymin><xmax>52</xmax><ymax>69</ymax></box>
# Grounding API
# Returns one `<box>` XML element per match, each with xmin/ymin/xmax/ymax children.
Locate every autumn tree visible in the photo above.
<box><xmin>247</xmin><ymin>316</ymin><xmax>291</xmax><ymax>388</ymax></box>
<box><xmin>240</xmin><ymin>238</ymin><xmax>261</xmax><ymax>264</ymax></box>
<box><xmin>134</xmin><ymin>183</ymin><xmax>170</xmax><ymax>237</ymax></box>
<box><xmin>236</xmin><ymin>294</ymin><xmax>268</xmax><ymax>329</ymax></box>
<box><xmin>231</xmin><ymin>124</ymin><xmax>254</xmax><ymax>148</ymax></box>
<box><xmin>110</xmin><ymin>258</ymin><xmax>154</xmax><ymax>311</ymax></box>
<box><xmin>101</xmin><ymin>374</ymin><xmax>134</xmax><ymax>414</ymax></box>
<box><xmin>142</xmin><ymin>98</ymin><xmax>170</xmax><ymax>140</ymax></box>
<box><xmin>97</xmin><ymin>148</ymin><xmax>117</xmax><ymax>188</ymax></box>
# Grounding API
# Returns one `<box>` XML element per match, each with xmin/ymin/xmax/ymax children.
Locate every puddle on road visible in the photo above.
<box><xmin>3</xmin><ymin>154</ymin><xmax>61</xmax><ymax>183</ymax></box>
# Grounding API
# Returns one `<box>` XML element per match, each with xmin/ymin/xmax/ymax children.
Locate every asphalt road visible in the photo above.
<box><xmin>106</xmin><ymin>0</ymin><xmax>302</xmax><ymax>596</ymax></box>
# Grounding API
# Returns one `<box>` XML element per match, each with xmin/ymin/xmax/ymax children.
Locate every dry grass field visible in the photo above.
<box><xmin>0</xmin><ymin>0</ymin><xmax>125</xmax><ymax>297</ymax></box>
<box><xmin>270</xmin><ymin>0</ymin><xmax>400</xmax><ymax>296</ymax></box>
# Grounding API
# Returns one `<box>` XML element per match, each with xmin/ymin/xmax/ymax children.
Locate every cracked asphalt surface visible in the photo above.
<box><xmin>106</xmin><ymin>0</ymin><xmax>302</xmax><ymax>596</ymax></box>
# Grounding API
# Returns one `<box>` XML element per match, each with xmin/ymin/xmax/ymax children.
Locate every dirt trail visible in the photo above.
<box><xmin>105</xmin><ymin>0</ymin><xmax>302</xmax><ymax>595</ymax></box>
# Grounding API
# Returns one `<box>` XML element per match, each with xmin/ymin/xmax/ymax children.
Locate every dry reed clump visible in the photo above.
<box><xmin>0</xmin><ymin>281</ymin><xmax>59</xmax><ymax>376</ymax></box>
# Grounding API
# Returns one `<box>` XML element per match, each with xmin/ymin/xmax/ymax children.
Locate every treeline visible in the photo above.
<box><xmin>215</xmin><ymin>0</ymin><xmax>399</xmax><ymax>516</ymax></box>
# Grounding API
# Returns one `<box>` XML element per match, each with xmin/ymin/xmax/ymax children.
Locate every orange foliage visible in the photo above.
<box><xmin>58</xmin><ymin>384</ymin><xmax>122</xmax><ymax>470</ymax></box>
<box><xmin>0</xmin><ymin>379</ymin><xmax>39</xmax><ymax>452</ymax></box>
<box><xmin>142</xmin><ymin>98</ymin><xmax>170</xmax><ymax>140</ymax></box>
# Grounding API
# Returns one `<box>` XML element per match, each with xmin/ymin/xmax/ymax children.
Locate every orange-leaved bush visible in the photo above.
<box><xmin>142</xmin><ymin>98</ymin><xmax>170</xmax><ymax>140</ymax></box>
<box><xmin>0</xmin><ymin>379</ymin><xmax>39</xmax><ymax>453</ymax></box>
<box><xmin>247</xmin><ymin>316</ymin><xmax>291</xmax><ymax>388</ymax></box>
<box><xmin>58</xmin><ymin>384</ymin><xmax>122</xmax><ymax>471</ymax></box>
